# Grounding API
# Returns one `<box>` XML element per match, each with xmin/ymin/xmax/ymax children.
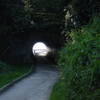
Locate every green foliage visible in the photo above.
<box><xmin>0</xmin><ymin>61</ymin><xmax>32</xmax><ymax>88</ymax></box>
<box><xmin>50</xmin><ymin>16</ymin><xmax>100</xmax><ymax>100</ymax></box>
<box><xmin>50</xmin><ymin>81</ymin><xmax>66</xmax><ymax>100</ymax></box>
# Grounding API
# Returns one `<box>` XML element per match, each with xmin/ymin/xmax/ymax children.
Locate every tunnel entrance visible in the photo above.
<box><xmin>0</xmin><ymin>23</ymin><xmax>64</xmax><ymax>65</ymax></box>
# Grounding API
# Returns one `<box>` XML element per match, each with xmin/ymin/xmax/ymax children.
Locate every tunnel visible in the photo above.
<box><xmin>0</xmin><ymin>23</ymin><xmax>65</xmax><ymax>65</ymax></box>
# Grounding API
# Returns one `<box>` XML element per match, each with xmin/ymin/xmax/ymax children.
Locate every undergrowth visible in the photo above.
<box><xmin>50</xmin><ymin>16</ymin><xmax>100</xmax><ymax>100</ymax></box>
<box><xmin>0</xmin><ymin>61</ymin><xmax>32</xmax><ymax>88</ymax></box>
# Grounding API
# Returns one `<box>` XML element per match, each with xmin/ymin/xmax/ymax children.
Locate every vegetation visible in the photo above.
<box><xmin>50</xmin><ymin>16</ymin><xmax>100</xmax><ymax>100</ymax></box>
<box><xmin>0</xmin><ymin>0</ymin><xmax>99</xmax><ymax>98</ymax></box>
<box><xmin>0</xmin><ymin>61</ymin><xmax>32</xmax><ymax>88</ymax></box>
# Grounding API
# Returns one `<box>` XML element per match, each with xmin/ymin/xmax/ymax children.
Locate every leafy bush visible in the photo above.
<box><xmin>50</xmin><ymin>16</ymin><xmax>100</xmax><ymax>100</ymax></box>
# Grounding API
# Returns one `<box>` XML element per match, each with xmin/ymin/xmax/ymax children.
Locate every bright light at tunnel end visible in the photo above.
<box><xmin>32</xmin><ymin>42</ymin><xmax>50</xmax><ymax>57</ymax></box>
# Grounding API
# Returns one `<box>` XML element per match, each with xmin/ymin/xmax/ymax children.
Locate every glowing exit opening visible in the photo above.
<box><xmin>32</xmin><ymin>42</ymin><xmax>50</xmax><ymax>57</ymax></box>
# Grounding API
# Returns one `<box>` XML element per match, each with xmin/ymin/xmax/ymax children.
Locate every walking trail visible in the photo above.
<box><xmin>0</xmin><ymin>64</ymin><xmax>58</xmax><ymax>100</ymax></box>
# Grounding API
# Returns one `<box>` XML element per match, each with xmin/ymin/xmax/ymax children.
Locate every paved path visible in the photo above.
<box><xmin>0</xmin><ymin>64</ymin><xmax>58</xmax><ymax>100</ymax></box>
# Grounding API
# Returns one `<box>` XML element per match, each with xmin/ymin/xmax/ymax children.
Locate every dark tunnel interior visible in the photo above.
<box><xmin>0</xmin><ymin>24</ymin><xmax>65</xmax><ymax>65</ymax></box>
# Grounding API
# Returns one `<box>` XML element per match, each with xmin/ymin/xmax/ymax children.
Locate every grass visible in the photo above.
<box><xmin>49</xmin><ymin>81</ymin><xmax>66</xmax><ymax>100</ymax></box>
<box><xmin>0</xmin><ymin>62</ymin><xmax>33</xmax><ymax>88</ymax></box>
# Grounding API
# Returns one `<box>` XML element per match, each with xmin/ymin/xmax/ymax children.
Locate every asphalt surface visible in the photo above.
<box><xmin>0</xmin><ymin>64</ymin><xmax>58</xmax><ymax>100</ymax></box>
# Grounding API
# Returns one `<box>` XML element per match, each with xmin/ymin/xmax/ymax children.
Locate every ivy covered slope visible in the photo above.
<box><xmin>50</xmin><ymin>16</ymin><xmax>100</xmax><ymax>100</ymax></box>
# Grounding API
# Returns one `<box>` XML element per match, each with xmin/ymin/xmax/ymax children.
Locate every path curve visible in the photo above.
<box><xmin>0</xmin><ymin>64</ymin><xmax>58</xmax><ymax>100</ymax></box>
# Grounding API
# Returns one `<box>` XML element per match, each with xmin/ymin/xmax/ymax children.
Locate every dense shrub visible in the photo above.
<box><xmin>50</xmin><ymin>16</ymin><xmax>100</xmax><ymax>100</ymax></box>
